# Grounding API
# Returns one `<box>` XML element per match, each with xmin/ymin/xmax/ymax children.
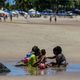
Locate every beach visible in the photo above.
<box><xmin>0</xmin><ymin>16</ymin><xmax>80</xmax><ymax>79</ymax></box>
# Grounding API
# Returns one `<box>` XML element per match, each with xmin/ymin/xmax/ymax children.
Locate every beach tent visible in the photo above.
<box><xmin>0</xmin><ymin>10</ymin><xmax>5</xmax><ymax>14</ymax></box>
<box><xmin>29</xmin><ymin>9</ymin><xmax>36</xmax><ymax>12</ymax></box>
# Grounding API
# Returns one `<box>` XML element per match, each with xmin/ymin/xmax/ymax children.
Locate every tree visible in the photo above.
<box><xmin>0</xmin><ymin>0</ymin><xmax>6</xmax><ymax>9</ymax></box>
<box><xmin>14</xmin><ymin>0</ymin><xmax>80</xmax><ymax>11</ymax></box>
<box><xmin>74</xmin><ymin>0</ymin><xmax>80</xmax><ymax>9</ymax></box>
<box><xmin>15</xmin><ymin>0</ymin><xmax>33</xmax><ymax>11</ymax></box>
<box><xmin>34</xmin><ymin>0</ymin><xmax>50</xmax><ymax>11</ymax></box>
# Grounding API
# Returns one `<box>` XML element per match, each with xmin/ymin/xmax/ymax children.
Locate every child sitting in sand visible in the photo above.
<box><xmin>16</xmin><ymin>45</ymin><xmax>40</xmax><ymax>66</ymax></box>
<box><xmin>47</xmin><ymin>46</ymin><xmax>68</xmax><ymax>67</ymax></box>
<box><xmin>28</xmin><ymin>45</ymin><xmax>41</xmax><ymax>66</ymax></box>
<box><xmin>33</xmin><ymin>49</ymin><xmax>47</xmax><ymax>69</ymax></box>
<box><xmin>35</xmin><ymin>49</ymin><xmax>46</xmax><ymax>64</ymax></box>
<box><xmin>39</xmin><ymin>49</ymin><xmax>46</xmax><ymax>63</ymax></box>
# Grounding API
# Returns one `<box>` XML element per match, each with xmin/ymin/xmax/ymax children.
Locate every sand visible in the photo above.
<box><xmin>0</xmin><ymin>16</ymin><xmax>80</xmax><ymax>79</ymax></box>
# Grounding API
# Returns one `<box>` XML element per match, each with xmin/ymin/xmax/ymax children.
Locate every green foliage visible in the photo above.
<box><xmin>0</xmin><ymin>0</ymin><xmax>6</xmax><ymax>8</ymax></box>
<box><xmin>14</xmin><ymin>0</ymin><xmax>80</xmax><ymax>11</ymax></box>
<box><xmin>15</xmin><ymin>0</ymin><xmax>33</xmax><ymax>11</ymax></box>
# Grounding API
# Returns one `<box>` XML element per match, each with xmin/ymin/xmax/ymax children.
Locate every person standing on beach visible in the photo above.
<box><xmin>0</xmin><ymin>14</ymin><xmax>2</xmax><ymax>22</ymax></box>
<box><xmin>54</xmin><ymin>16</ymin><xmax>57</xmax><ymax>23</ymax></box>
<box><xmin>50</xmin><ymin>15</ymin><xmax>52</xmax><ymax>23</ymax></box>
<box><xmin>0</xmin><ymin>17</ymin><xmax>1</xmax><ymax>21</ymax></box>
<box><xmin>9</xmin><ymin>11</ymin><xmax>12</xmax><ymax>21</ymax></box>
<box><xmin>3</xmin><ymin>14</ymin><xmax>7</xmax><ymax>22</ymax></box>
<box><xmin>10</xmin><ymin>13</ymin><xmax>12</xmax><ymax>21</ymax></box>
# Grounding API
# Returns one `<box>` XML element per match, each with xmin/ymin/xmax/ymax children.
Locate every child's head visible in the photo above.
<box><xmin>41</xmin><ymin>49</ymin><xmax>46</xmax><ymax>56</ymax></box>
<box><xmin>53</xmin><ymin>46</ymin><xmax>62</xmax><ymax>55</ymax></box>
<box><xmin>32</xmin><ymin>45</ymin><xmax>40</xmax><ymax>56</ymax></box>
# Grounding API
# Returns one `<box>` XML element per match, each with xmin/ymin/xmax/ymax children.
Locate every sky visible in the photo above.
<box><xmin>6</xmin><ymin>0</ymin><xmax>15</xmax><ymax>5</ymax></box>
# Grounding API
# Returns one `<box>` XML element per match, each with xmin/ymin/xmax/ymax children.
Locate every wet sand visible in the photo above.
<box><xmin>0</xmin><ymin>16</ymin><xmax>80</xmax><ymax>79</ymax></box>
<box><xmin>0</xmin><ymin>72</ymin><xmax>80</xmax><ymax>80</ymax></box>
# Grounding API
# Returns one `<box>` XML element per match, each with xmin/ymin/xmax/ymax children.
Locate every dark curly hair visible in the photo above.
<box><xmin>41</xmin><ymin>49</ymin><xmax>46</xmax><ymax>55</ymax></box>
<box><xmin>32</xmin><ymin>45</ymin><xmax>40</xmax><ymax>56</ymax></box>
<box><xmin>53</xmin><ymin>46</ymin><xmax>62</xmax><ymax>55</ymax></box>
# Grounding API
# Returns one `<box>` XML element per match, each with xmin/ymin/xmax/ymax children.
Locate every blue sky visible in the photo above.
<box><xmin>6</xmin><ymin>0</ymin><xmax>15</xmax><ymax>5</ymax></box>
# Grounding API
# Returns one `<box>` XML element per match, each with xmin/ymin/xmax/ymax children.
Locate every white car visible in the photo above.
<box><xmin>29</xmin><ymin>11</ymin><xmax>41</xmax><ymax>17</ymax></box>
<box><xmin>24</xmin><ymin>12</ymin><xmax>28</xmax><ymax>18</ymax></box>
<box><xmin>11</xmin><ymin>11</ymin><xmax>19</xmax><ymax>17</ymax></box>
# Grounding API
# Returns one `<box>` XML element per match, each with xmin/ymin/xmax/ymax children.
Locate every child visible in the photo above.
<box><xmin>16</xmin><ymin>45</ymin><xmax>40</xmax><ymax>67</ymax></box>
<box><xmin>28</xmin><ymin>45</ymin><xmax>41</xmax><ymax>67</ymax></box>
<box><xmin>47</xmin><ymin>46</ymin><xmax>68</xmax><ymax>67</ymax></box>
<box><xmin>34</xmin><ymin>49</ymin><xmax>47</xmax><ymax>69</ymax></box>
<box><xmin>39</xmin><ymin>49</ymin><xmax>46</xmax><ymax>63</ymax></box>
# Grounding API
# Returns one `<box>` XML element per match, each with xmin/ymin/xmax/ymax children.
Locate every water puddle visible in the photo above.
<box><xmin>0</xmin><ymin>63</ymin><xmax>80</xmax><ymax>76</ymax></box>
<box><xmin>67</xmin><ymin>64</ymin><xmax>80</xmax><ymax>72</ymax></box>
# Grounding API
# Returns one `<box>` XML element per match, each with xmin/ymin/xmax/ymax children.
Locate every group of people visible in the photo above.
<box><xmin>17</xmin><ymin>45</ymin><xmax>68</xmax><ymax>69</ymax></box>
<box><xmin>49</xmin><ymin>16</ymin><xmax>57</xmax><ymax>23</ymax></box>
<box><xmin>0</xmin><ymin>13</ymin><xmax>12</xmax><ymax>22</ymax></box>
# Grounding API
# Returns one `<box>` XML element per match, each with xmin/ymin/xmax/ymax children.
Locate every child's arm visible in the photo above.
<box><xmin>32</xmin><ymin>58</ymin><xmax>42</xmax><ymax>67</ymax></box>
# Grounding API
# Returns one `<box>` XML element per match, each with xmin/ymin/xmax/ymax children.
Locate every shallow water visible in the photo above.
<box><xmin>67</xmin><ymin>64</ymin><xmax>80</xmax><ymax>72</ymax></box>
<box><xmin>0</xmin><ymin>63</ymin><xmax>80</xmax><ymax>76</ymax></box>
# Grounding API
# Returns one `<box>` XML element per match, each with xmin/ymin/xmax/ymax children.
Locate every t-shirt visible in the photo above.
<box><xmin>28</xmin><ymin>54</ymin><xmax>37</xmax><ymax>66</ymax></box>
<box><xmin>56</xmin><ymin>53</ymin><xmax>66</xmax><ymax>65</ymax></box>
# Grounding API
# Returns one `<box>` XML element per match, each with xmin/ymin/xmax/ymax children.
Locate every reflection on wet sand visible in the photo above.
<box><xmin>0</xmin><ymin>63</ymin><xmax>80</xmax><ymax>76</ymax></box>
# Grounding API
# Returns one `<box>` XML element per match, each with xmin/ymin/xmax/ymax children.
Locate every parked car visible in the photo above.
<box><xmin>11</xmin><ymin>11</ymin><xmax>19</xmax><ymax>17</ymax></box>
<box><xmin>57</xmin><ymin>10</ymin><xmax>67</xmax><ymax>16</ymax></box>
<box><xmin>72</xmin><ymin>9</ymin><xmax>80</xmax><ymax>15</ymax></box>
<box><xmin>41</xmin><ymin>9</ymin><xmax>53</xmax><ymax>15</ymax></box>
<box><xmin>24</xmin><ymin>12</ymin><xmax>28</xmax><ymax>18</ymax></box>
<box><xmin>29</xmin><ymin>11</ymin><xmax>41</xmax><ymax>17</ymax></box>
